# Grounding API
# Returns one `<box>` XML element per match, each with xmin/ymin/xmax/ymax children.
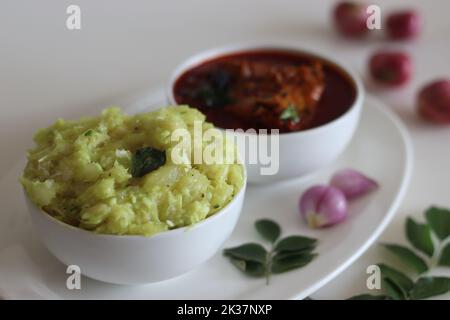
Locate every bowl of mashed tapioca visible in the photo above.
<box><xmin>21</xmin><ymin>106</ymin><xmax>246</xmax><ymax>284</ymax></box>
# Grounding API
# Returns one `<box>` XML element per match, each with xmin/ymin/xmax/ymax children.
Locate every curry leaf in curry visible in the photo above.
<box><xmin>131</xmin><ymin>147</ymin><xmax>166</xmax><ymax>178</ymax></box>
<box><xmin>279</xmin><ymin>104</ymin><xmax>300</xmax><ymax>123</ymax></box>
<box><xmin>197</xmin><ymin>69</ymin><xmax>233</xmax><ymax>107</ymax></box>
<box><xmin>83</xmin><ymin>129</ymin><xmax>95</xmax><ymax>136</ymax></box>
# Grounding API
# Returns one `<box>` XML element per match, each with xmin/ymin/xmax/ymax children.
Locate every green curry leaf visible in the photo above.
<box><xmin>406</xmin><ymin>217</ymin><xmax>434</xmax><ymax>257</ymax></box>
<box><xmin>425</xmin><ymin>207</ymin><xmax>450</xmax><ymax>241</ymax></box>
<box><xmin>438</xmin><ymin>243</ymin><xmax>450</xmax><ymax>267</ymax></box>
<box><xmin>382</xmin><ymin>244</ymin><xmax>429</xmax><ymax>274</ymax></box>
<box><xmin>229</xmin><ymin>258</ymin><xmax>266</xmax><ymax>277</ymax></box>
<box><xmin>410</xmin><ymin>277</ymin><xmax>450</xmax><ymax>300</ymax></box>
<box><xmin>255</xmin><ymin>219</ymin><xmax>281</xmax><ymax>243</ymax></box>
<box><xmin>279</xmin><ymin>105</ymin><xmax>300</xmax><ymax>123</ymax></box>
<box><xmin>131</xmin><ymin>147</ymin><xmax>166</xmax><ymax>178</ymax></box>
<box><xmin>223</xmin><ymin>243</ymin><xmax>267</xmax><ymax>264</ymax></box>
<box><xmin>271</xmin><ymin>253</ymin><xmax>316</xmax><ymax>274</ymax></box>
<box><xmin>378</xmin><ymin>264</ymin><xmax>414</xmax><ymax>295</ymax></box>
<box><xmin>274</xmin><ymin>235</ymin><xmax>317</xmax><ymax>252</ymax></box>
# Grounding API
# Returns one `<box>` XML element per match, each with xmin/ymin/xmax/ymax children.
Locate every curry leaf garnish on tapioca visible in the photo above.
<box><xmin>131</xmin><ymin>147</ymin><xmax>166</xmax><ymax>178</ymax></box>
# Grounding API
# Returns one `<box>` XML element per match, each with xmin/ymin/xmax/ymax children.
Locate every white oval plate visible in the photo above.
<box><xmin>0</xmin><ymin>88</ymin><xmax>412</xmax><ymax>299</ymax></box>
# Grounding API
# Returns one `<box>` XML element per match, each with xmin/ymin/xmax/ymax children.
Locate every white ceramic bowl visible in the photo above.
<box><xmin>167</xmin><ymin>44</ymin><xmax>364</xmax><ymax>184</ymax></box>
<box><xmin>25</xmin><ymin>174</ymin><xmax>246</xmax><ymax>285</ymax></box>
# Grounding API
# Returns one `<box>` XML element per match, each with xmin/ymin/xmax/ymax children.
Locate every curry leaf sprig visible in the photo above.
<box><xmin>223</xmin><ymin>219</ymin><xmax>318</xmax><ymax>285</ymax></box>
<box><xmin>350</xmin><ymin>206</ymin><xmax>450</xmax><ymax>300</ymax></box>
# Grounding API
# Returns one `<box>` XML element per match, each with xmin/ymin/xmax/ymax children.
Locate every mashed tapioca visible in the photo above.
<box><xmin>21</xmin><ymin>106</ymin><xmax>244</xmax><ymax>236</ymax></box>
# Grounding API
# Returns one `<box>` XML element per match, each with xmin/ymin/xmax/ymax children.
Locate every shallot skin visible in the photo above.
<box><xmin>418</xmin><ymin>79</ymin><xmax>450</xmax><ymax>124</ymax></box>
<box><xmin>333</xmin><ymin>2</ymin><xmax>370</xmax><ymax>38</ymax></box>
<box><xmin>299</xmin><ymin>185</ymin><xmax>348</xmax><ymax>229</ymax></box>
<box><xmin>369</xmin><ymin>51</ymin><xmax>412</xmax><ymax>87</ymax></box>
<box><xmin>386</xmin><ymin>10</ymin><xmax>422</xmax><ymax>40</ymax></box>
<box><xmin>330</xmin><ymin>169</ymin><xmax>379</xmax><ymax>200</ymax></box>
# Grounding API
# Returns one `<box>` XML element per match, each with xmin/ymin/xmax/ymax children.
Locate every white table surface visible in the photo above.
<box><xmin>1</xmin><ymin>0</ymin><xmax>450</xmax><ymax>299</ymax></box>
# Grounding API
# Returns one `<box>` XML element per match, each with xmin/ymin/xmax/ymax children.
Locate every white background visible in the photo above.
<box><xmin>1</xmin><ymin>0</ymin><xmax>450</xmax><ymax>299</ymax></box>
